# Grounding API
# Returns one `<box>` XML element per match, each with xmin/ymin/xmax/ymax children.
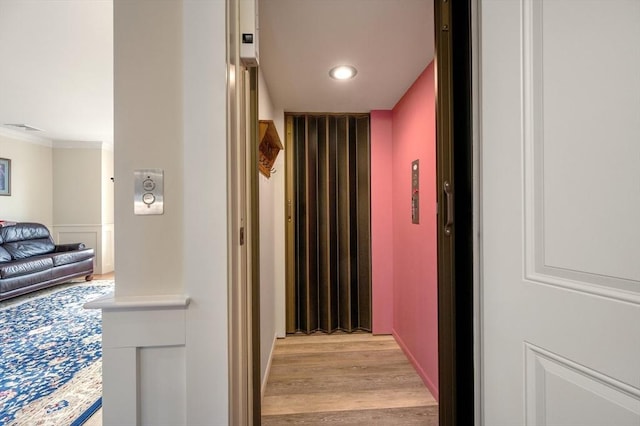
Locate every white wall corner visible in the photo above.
<box><xmin>261</xmin><ymin>333</ymin><xmax>278</xmax><ymax>401</ymax></box>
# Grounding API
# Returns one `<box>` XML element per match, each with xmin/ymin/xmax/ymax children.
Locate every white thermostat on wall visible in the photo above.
<box><xmin>134</xmin><ymin>169</ymin><xmax>164</xmax><ymax>215</ymax></box>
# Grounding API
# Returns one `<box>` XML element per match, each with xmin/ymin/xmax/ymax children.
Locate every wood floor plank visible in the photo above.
<box><xmin>261</xmin><ymin>333</ymin><xmax>439</xmax><ymax>424</ymax></box>
<box><xmin>277</xmin><ymin>333</ymin><xmax>393</xmax><ymax>345</ymax></box>
<box><xmin>274</xmin><ymin>339</ymin><xmax>399</xmax><ymax>355</ymax></box>
<box><xmin>272</xmin><ymin>347</ymin><xmax>408</xmax><ymax>364</ymax></box>
<box><xmin>266</xmin><ymin>364</ymin><xmax>418</xmax><ymax>386</ymax></box>
<box><xmin>262</xmin><ymin>406</ymin><xmax>439</xmax><ymax>426</ymax></box>
<box><xmin>264</xmin><ymin>370</ymin><xmax>425</xmax><ymax>396</ymax></box>
<box><xmin>262</xmin><ymin>388</ymin><xmax>436</xmax><ymax>416</ymax></box>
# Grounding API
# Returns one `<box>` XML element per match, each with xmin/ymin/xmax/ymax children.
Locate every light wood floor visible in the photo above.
<box><xmin>93</xmin><ymin>272</ymin><xmax>114</xmax><ymax>281</ymax></box>
<box><xmin>262</xmin><ymin>333</ymin><xmax>438</xmax><ymax>425</ymax></box>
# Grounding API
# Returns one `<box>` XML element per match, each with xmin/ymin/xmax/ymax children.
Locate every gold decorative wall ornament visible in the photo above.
<box><xmin>258</xmin><ymin>120</ymin><xmax>283</xmax><ymax>178</ymax></box>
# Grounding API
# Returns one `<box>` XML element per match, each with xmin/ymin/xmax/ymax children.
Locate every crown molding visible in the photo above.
<box><xmin>0</xmin><ymin>127</ymin><xmax>53</xmax><ymax>147</ymax></box>
<box><xmin>52</xmin><ymin>140</ymin><xmax>106</xmax><ymax>150</ymax></box>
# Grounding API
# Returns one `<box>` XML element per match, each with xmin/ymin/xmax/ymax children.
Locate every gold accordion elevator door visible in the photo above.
<box><xmin>287</xmin><ymin>114</ymin><xmax>371</xmax><ymax>334</ymax></box>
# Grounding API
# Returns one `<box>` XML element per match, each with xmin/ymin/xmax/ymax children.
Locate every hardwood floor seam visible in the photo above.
<box><xmin>261</xmin><ymin>333</ymin><xmax>438</xmax><ymax>425</ymax></box>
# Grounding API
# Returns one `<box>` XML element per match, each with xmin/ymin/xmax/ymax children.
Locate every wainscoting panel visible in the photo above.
<box><xmin>102</xmin><ymin>347</ymin><xmax>138</xmax><ymax>425</ymax></box>
<box><xmin>102</xmin><ymin>308</ymin><xmax>186</xmax><ymax>348</ymax></box>
<box><xmin>139</xmin><ymin>346</ymin><xmax>186</xmax><ymax>426</ymax></box>
<box><xmin>101</xmin><ymin>224</ymin><xmax>115</xmax><ymax>274</ymax></box>
<box><xmin>53</xmin><ymin>224</ymin><xmax>115</xmax><ymax>274</ymax></box>
<box><xmin>86</xmin><ymin>294</ymin><xmax>190</xmax><ymax>426</ymax></box>
<box><xmin>525</xmin><ymin>343</ymin><xmax>640</xmax><ymax>426</ymax></box>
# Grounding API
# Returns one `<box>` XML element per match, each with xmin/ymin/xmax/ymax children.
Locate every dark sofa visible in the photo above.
<box><xmin>0</xmin><ymin>222</ymin><xmax>94</xmax><ymax>301</ymax></box>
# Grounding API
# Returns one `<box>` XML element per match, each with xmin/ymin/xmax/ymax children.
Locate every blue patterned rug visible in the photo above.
<box><xmin>0</xmin><ymin>281</ymin><xmax>114</xmax><ymax>425</ymax></box>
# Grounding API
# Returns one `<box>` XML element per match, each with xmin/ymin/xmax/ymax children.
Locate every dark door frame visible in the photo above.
<box><xmin>435</xmin><ymin>0</ymin><xmax>474</xmax><ymax>425</ymax></box>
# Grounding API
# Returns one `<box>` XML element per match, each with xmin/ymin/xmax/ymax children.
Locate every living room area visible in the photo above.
<box><xmin>0</xmin><ymin>136</ymin><xmax>115</xmax><ymax>423</ymax></box>
<box><xmin>0</xmin><ymin>133</ymin><xmax>114</xmax><ymax>279</ymax></box>
<box><xmin>0</xmin><ymin>2</ymin><xmax>114</xmax><ymax>424</ymax></box>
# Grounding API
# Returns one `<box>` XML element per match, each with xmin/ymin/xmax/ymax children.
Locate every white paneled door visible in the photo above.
<box><xmin>479</xmin><ymin>0</ymin><xmax>640</xmax><ymax>424</ymax></box>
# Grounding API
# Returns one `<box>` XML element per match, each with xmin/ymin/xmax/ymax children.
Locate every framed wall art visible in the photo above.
<box><xmin>0</xmin><ymin>158</ymin><xmax>11</xmax><ymax>196</ymax></box>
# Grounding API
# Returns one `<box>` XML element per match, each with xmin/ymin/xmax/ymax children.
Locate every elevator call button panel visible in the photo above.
<box><xmin>134</xmin><ymin>169</ymin><xmax>164</xmax><ymax>215</ymax></box>
<box><xmin>411</xmin><ymin>160</ymin><xmax>419</xmax><ymax>224</ymax></box>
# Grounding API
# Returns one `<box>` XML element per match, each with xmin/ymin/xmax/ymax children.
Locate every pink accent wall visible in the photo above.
<box><xmin>370</xmin><ymin>61</ymin><xmax>438</xmax><ymax>399</ymax></box>
<box><xmin>392</xmin><ymin>61</ymin><xmax>438</xmax><ymax>399</ymax></box>
<box><xmin>370</xmin><ymin>110</ymin><xmax>394</xmax><ymax>335</ymax></box>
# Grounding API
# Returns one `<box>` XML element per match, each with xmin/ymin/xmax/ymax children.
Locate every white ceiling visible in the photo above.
<box><xmin>259</xmin><ymin>0</ymin><xmax>434</xmax><ymax>113</ymax></box>
<box><xmin>0</xmin><ymin>0</ymin><xmax>432</xmax><ymax>145</ymax></box>
<box><xmin>0</xmin><ymin>1</ymin><xmax>113</xmax><ymax>145</ymax></box>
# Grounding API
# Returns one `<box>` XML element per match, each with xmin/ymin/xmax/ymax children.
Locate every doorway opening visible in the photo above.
<box><xmin>251</xmin><ymin>0</ymin><xmax>475</xmax><ymax>424</ymax></box>
<box><xmin>275</xmin><ymin>66</ymin><xmax>441</xmax><ymax>418</ymax></box>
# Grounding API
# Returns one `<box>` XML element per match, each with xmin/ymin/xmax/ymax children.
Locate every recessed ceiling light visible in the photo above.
<box><xmin>329</xmin><ymin>65</ymin><xmax>357</xmax><ymax>80</ymax></box>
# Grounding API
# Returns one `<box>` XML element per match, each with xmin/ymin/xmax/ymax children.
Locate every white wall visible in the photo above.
<box><xmin>114</xmin><ymin>0</ymin><xmax>184</xmax><ymax>297</ymax></box>
<box><xmin>52</xmin><ymin>143</ymin><xmax>114</xmax><ymax>274</ymax></box>
<box><xmin>257</xmin><ymin>70</ymin><xmax>286</xmax><ymax>392</ymax></box>
<box><xmin>53</xmin><ymin>146</ymin><xmax>102</xmax><ymax>224</ymax></box>
<box><xmin>102</xmin><ymin>1</ymin><xmax>230</xmax><ymax>424</ymax></box>
<box><xmin>183</xmin><ymin>1</ymin><xmax>229</xmax><ymax>423</ymax></box>
<box><xmin>101</xmin><ymin>147</ymin><xmax>115</xmax><ymax>273</ymax></box>
<box><xmin>101</xmin><ymin>147</ymin><xmax>114</xmax><ymax>224</ymax></box>
<box><xmin>0</xmin><ymin>131</ymin><xmax>53</xmax><ymax>228</ymax></box>
<box><xmin>271</xmin><ymin>105</ymin><xmax>286</xmax><ymax>343</ymax></box>
<box><xmin>107</xmin><ymin>1</ymin><xmax>186</xmax><ymax>423</ymax></box>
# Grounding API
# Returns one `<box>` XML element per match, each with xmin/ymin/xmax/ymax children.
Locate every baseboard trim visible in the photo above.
<box><xmin>261</xmin><ymin>333</ymin><xmax>279</xmax><ymax>402</ymax></box>
<box><xmin>393</xmin><ymin>329</ymin><xmax>439</xmax><ymax>402</ymax></box>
